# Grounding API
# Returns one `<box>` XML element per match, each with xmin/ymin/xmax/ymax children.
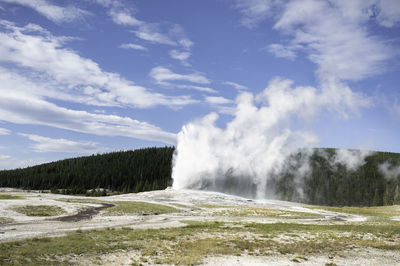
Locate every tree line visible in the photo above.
<box><xmin>0</xmin><ymin>147</ymin><xmax>174</xmax><ymax>194</ymax></box>
<box><xmin>0</xmin><ymin>147</ymin><xmax>399</xmax><ymax>206</ymax></box>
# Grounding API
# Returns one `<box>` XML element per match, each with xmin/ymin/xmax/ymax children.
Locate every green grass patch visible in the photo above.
<box><xmin>0</xmin><ymin>194</ymin><xmax>23</xmax><ymax>200</ymax></box>
<box><xmin>0</xmin><ymin>221</ymin><xmax>400</xmax><ymax>265</ymax></box>
<box><xmin>12</xmin><ymin>205</ymin><xmax>66</xmax><ymax>217</ymax></box>
<box><xmin>0</xmin><ymin>217</ymin><xmax>14</xmax><ymax>224</ymax></box>
<box><xmin>59</xmin><ymin>199</ymin><xmax>180</xmax><ymax>216</ymax></box>
<box><xmin>198</xmin><ymin>203</ymin><xmax>229</xmax><ymax>208</ymax></box>
<box><xmin>210</xmin><ymin>206</ymin><xmax>323</xmax><ymax>219</ymax></box>
<box><xmin>103</xmin><ymin>201</ymin><xmax>180</xmax><ymax>216</ymax></box>
<box><xmin>307</xmin><ymin>205</ymin><xmax>400</xmax><ymax>220</ymax></box>
<box><xmin>244</xmin><ymin>221</ymin><xmax>400</xmax><ymax>237</ymax></box>
<box><xmin>291</xmin><ymin>256</ymin><xmax>308</xmax><ymax>263</ymax></box>
<box><xmin>57</xmin><ymin>198</ymin><xmax>102</xmax><ymax>204</ymax></box>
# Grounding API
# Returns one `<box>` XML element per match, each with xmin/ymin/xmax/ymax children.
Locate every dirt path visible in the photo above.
<box><xmin>51</xmin><ymin>203</ymin><xmax>115</xmax><ymax>222</ymax></box>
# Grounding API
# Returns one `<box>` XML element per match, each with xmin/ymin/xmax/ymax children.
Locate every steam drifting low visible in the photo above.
<box><xmin>172</xmin><ymin>78</ymin><xmax>369</xmax><ymax>199</ymax></box>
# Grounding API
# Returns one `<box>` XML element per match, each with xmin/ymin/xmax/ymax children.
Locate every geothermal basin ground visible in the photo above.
<box><xmin>0</xmin><ymin>188</ymin><xmax>400</xmax><ymax>265</ymax></box>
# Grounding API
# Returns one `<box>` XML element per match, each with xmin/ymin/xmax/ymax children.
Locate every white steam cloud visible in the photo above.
<box><xmin>172</xmin><ymin>78</ymin><xmax>368</xmax><ymax>199</ymax></box>
<box><xmin>333</xmin><ymin>149</ymin><xmax>373</xmax><ymax>170</ymax></box>
<box><xmin>379</xmin><ymin>162</ymin><xmax>400</xmax><ymax>180</ymax></box>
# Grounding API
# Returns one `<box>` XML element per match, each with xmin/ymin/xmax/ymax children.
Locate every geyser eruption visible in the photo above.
<box><xmin>172</xmin><ymin>77</ymin><xmax>371</xmax><ymax>199</ymax></box>
<box><xmin>172</xmin><ymin>78</ymin><xmax>323</xmax><ymax>199</ymax></box>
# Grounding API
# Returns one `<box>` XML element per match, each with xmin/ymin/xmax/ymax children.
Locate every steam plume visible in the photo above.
<box><xmin>172</xmin><ymin>78</ymin><xmax>367</xmax><ymax>199</ymax></box>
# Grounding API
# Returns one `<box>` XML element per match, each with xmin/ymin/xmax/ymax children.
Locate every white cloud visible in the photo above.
<box><xmin>235</xmin><ymin>0</ymin><xmax>395</xmax><ymax>82</ymax></box>
<box><xmin>0</xmin><ymin>21</ymin><xmax>194</xmax><ymax>109</ymax></box>
<box><xmin>375</xmin><ymin>0</ymin><xmax>400</xmax><ymax>27</ymax></box>
<box><xmin>267</xmin><ymin>43</ymin><xmax>296</xmax><ymax>59</ymax></box>
<box><xmin>119</xmin><ymin>43</ymin><xmax>147</xmax><ymax>51</ymax></box>
<box><xmin>19</xmin><ymin>133</ymin><xmax>108</xmax><ymax>154</ymax></box>
<box><xmin>133</xmin><ymin>24</ymin><xmax>176</xmax><ymax>45</ymax></box>
<box><xmin>179</xmin><ymin>38</ymin><xmax>193</xmax><ymax>50</ymax></box>
<box><xmin>0</xmin><ymin>155</ymin><xmax>11</xmax><ymax>160</ymax></box>
<box><xmin>223</xmin><ymin>81</ymin><xmax>249</xmax><ymax>91</ymax></box>
<box><xmin>234</xmin><ymin>0</ymin><xmax>392</xmax><ymax>119</ymax></box>
<box><xmin>234</xmin><ymin>0</ymin><xmax>274</xmax><ymax>28</ymax></box>
<box><xmin>334</xmin><ymin>0</ymin><xmax>400</xmax><ymax>28</ymax></box>
<box><xmin>273</xmin><ymin>0</ymin><xmax>392</xmax><ymax>82</ymax></box>
<box><xmin>374</xmin><ymin>91</ymin><xmax>400</xmax><ymax>119</ymax></box>
<box><xmin>155</xmin><ymin>81</ymin><xmax>217</xmax><ymax>93</ymax></box>
<box><xmin>0</xmin><ymin>0</ymin><xmax>90</xmax><ymax>23</ymax></box>
<box><xmin>175</xmin><ymin>85</ymin><xmax>218</xmax><ymax>94</ymax></box>
<box><xmin>0</xmin><ymin>94</ymin><xmax>178</xmax><ymax>145</ymax></box>
<box><xmin>92</xmin><ymin>0</ymin><xmax>114</xmax><ymax>7</ymax></box>
<box><xmin>101</xmin><ymin>1</ymin><xmax>193</xmax><ymax>49</ymax></box>
<box><xmin>205</xmin><ymin>96</ymin><xmax>235</xmax><ymax>115</ymax></box>
<box><xmin>0</xmin><ymin>154</ymin><xmax>46</xmax><ymax>170</ymax></box>
<box><xmin>150</xmin><ymin>66</ymin><xmax>210</xmax><ymax>84</ymax></box>
<box><xmin>105</xmin><ymin>2</ymin><xmax>177</xmax><ymax>46</ymax></box>
<box><xmin>169</xmin><ymin>49</ymin><xmax>191</xmax><ymax>65</ymax></box>
<box><xmin>259</xmin><ymin>78</ymin><xmax>369</xmax><ymax>119</ymax></box>
<box><xmin>205</xmin><ymin>96</ymin><xmax>233</xmax><ymax>105</ymax></box>
<box><xmin>0</xmin><ymin>67</ymin><xmax>178</xmax><ymax>145</ymax></box>
<box><xmin>109</xmin><ymin>9</ymin><xmax>142</xmax><ymax>26</ymax></box>
<box><xmin>0</xmin><ymin>127</ymin><xmax>10</xmax><ymax>135</ymax></box>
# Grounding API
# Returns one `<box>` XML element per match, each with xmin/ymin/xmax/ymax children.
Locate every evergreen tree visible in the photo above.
<box><xmin>0</xmin><ymin>147</ymin><xmax>175</xmax><ymax>195</ymax></box>
<box><xmin>394</xmin><ymin>185</ymin><xmax>400</xmax><ymax>205</ymax></box>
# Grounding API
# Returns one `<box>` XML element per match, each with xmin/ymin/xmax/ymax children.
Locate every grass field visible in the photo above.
<box><xmin>57</xmin><ymin>199</ymin><xmax>180</xmax><ymax>216</ymax></box>
<box><xmin>0</xmin><ymin>220</ymin><xmax>399</xmax><ymax>265</ymax></box>
<box><xmin>103</xmin><ymin>201</ymin><xmax>180</xmax><ymax>216</ymax></box>
<box><xmin>0</xmin><ymin>217</ymin><xmax>14</xmax><ymax>224</ymax></box>
<box><xmin>0</xmin><ymin>194</ymin><xmax>23</xmax><ymax>200</ymax></box>
<box><xmin>12</xmin><ymin>205</ymin><xmax>66</xmax><ymax>217</ymax></box>
<box><xmin>306</xmin><ymin>205</ymin><xmax>400</xmax><ymax>222</ymax></box>
<box><xmin>1</xmin><ymin>190</ymin><xmax>400</xmax><ymax>265</ymax></box>
<box><xmin>57</xmin><ymin>198</ymin><xmax>102</xmax><ymax>204</ymax></box>
<box><xmin>207</xmin><ymin>206</ymin><xmax>324</xmax><ymax>219</ymax></box>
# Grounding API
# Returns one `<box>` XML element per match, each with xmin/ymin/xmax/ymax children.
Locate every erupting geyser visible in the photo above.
<box><xmin>172</xmin><ymin>78</ymin><xmax>323</xmax><ymax>199</ymax></box>
<box><xmin>171</xmin><ymin>77</ymin><xmax>371</xmax><ymax>199</ymax></box>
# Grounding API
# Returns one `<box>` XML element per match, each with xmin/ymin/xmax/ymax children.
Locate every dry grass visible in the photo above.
<box><xmin>103</xmin><ymin>201</ymin><xmax>180</xmax><ymax>216</ymax></box>
<box><xmin>1</xmin><ymin>221</ymin><xmax>399</xmax><ymax>265</ymax></box>
<box><xmin>203</xmin><ymin>205</ymin><xmax>323</xmax><ymax>219</ymax></box>
<box><xmin>58</xmin><ymin>199</ymin><xmax>180</xmax><ymax>216</ymax></box>
<box><xmin>57</xmin><ymin>198</ymin><xmax>102</xmax><ymax>204</ymax></box>
<box><xmin>0</xmin><ymin>194</ymin><xmax>23</xmax><ymax>200</ymax></box>
<box><xmin>307</xmin><ymin>205</ymin><xmax>400</xmax><ymax>219</ymax></box>
<box><xmin>2</xmin><ymin>194</ymin><xmax>400</xmax><ymax>265</ymax></box>
<box><xmin>12</xmin><ymin>205</ymin><xmax>66</xmax><ymax>217</ymax></box>
<box><xmin>0</xmin><ymin>217</ymin><xmax>14</xmax><ymax>224</ymax></box>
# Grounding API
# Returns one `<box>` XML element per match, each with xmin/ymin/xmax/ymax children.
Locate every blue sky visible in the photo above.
<box><xmin>0</xmin><ymin>0</ymin><xmax>399</xmax><ymax>169</ymax></box>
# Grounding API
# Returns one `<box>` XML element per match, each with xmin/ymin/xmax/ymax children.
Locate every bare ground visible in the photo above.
<box><xmin>0</xmin><ymin>187</ymin><xmax>399</xmax><ymax>265</ymax></box>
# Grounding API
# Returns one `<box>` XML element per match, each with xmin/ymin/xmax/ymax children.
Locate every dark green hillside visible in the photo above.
<box><xmin>0</xmin><ymin>147</ymin><xmax>174</xmax><ymax>194</ymax></box>
<box><xmin>269</xmin><ymin>149</ymin><xmax>400</xmax><ymax>207</ymax></box>
<box><xmin>0</xmin><ymin>147</ymin><xmax>400</xmax><ymax>206</ymax></box>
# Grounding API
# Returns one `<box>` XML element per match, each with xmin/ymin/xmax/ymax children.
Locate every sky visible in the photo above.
<box><xmin>0</xmin><ymin>0</ymin><xmax>399</xmax><ymax>170</ymax></box>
